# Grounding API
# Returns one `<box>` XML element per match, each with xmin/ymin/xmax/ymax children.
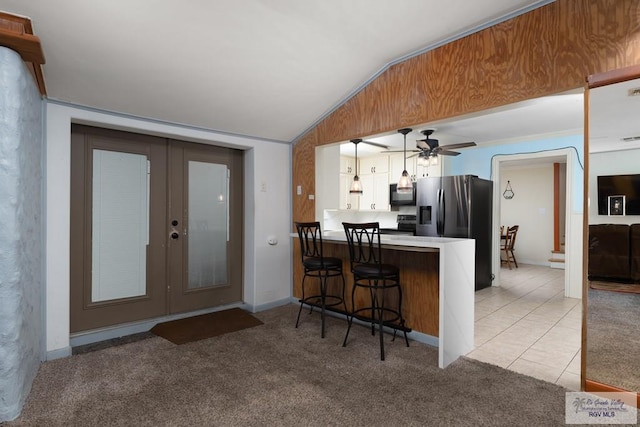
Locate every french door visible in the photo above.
<box><xmin>70</xmin><ymin>125</ymin><xmax>243</xmax><ymax>333</ymax></box>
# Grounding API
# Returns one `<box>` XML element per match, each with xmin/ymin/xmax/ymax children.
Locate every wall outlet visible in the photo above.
<box><xmin>261</xmin><ymin>180</ymin><xmax>267</xmax><ymax>192</ymax></box>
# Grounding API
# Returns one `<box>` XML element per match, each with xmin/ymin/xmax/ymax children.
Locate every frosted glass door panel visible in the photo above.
<box><xmin>92</xmin><ymin>149</ymin><xmax>149</xmax><ymax>302</ymax></box>
<box><xmin>188</xmin><ymin>161</ymin><xmax>228</xmax><ymax>289</ymax></box>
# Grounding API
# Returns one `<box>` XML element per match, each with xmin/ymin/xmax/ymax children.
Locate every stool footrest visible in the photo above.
<box><xmin>299</xmin><ymin>296</ymin><xmax>345</xmax><ymax>309</ymax></box>
<box><xmin>350</xmin><ymin>308</ymin><xmax>412</xmax><ymax>333</ymax></box>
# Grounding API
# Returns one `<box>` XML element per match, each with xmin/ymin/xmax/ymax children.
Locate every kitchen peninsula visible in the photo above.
<box><xmin>292</xmin><ymin>231</ymin><xmax>475</xmax><ymax>368</ymax></box>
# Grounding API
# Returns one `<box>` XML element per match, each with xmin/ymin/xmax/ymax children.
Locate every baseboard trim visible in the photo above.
<box><xmin>247</xmin><ymin>298</ymin><xmax>292</xmax><ymax>313</ymax></box>
<box><xmin>46</xmin><ymin>346</ymin><xmax>72</xmax><ymax>361</ymax></box>
<box><xmin>585</xmin><ymin>379</ymin><xmax>639</xmax><ymax>408</ymax></box>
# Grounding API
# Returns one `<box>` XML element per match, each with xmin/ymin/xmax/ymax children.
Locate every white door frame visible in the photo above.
<box><xmin>491</xmin><ymin>148</ymin><xmax>582</xmax><ymax>298</ymax></box>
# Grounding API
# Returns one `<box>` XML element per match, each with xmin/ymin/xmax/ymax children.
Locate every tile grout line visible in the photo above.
<box><xmin>472</xmin><ymin>265</ymin><xmax>581</xmax><ymax>389</ymax></box>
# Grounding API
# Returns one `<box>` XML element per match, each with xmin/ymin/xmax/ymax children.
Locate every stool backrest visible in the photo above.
<box><xmin>295</xmin><ymin>221</ymin><xmax>325</xmax><ymax>265</ymax></box>
<box><xmin>342</xmin><ymin>222</ymin><xmax>382</xmax><ymax>271</ymax></box>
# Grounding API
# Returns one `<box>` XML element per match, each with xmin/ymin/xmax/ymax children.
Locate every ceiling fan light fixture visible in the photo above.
<box><xmin>396</xmin><ymin>128</ymin><xmax>413</xmax><ymax>193</ymax></box>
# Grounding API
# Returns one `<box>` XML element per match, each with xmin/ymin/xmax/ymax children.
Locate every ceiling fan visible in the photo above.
<box><xmin>415</xmin><ymin>129</ymin><xmax>476</xmax><ymax>158</ymax></box>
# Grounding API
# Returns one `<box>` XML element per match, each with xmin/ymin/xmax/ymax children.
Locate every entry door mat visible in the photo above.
<box><xmin>589</xmin><ymin>280</ymin><xmax>640</xmax><ymax>295</ymax></box>
<box><xmin>150</xmin><ymin>308</ymin><xmax>263</xmax><ymax>345</ymax></box>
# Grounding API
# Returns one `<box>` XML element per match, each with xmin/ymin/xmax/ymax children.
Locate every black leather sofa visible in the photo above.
<box><xmin>588</xmin><ymin>223</ymin><xmax>640</xmax><ymax>282</ymax></box>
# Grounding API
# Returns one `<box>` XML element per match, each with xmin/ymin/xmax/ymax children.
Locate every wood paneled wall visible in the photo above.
<box><xmin>292</xmin><ymin>0</ymin><xmax>640</xmax><ymax>224</ymax></box>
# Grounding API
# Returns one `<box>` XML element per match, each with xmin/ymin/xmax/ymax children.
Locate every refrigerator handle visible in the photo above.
<box><xmin>439</xmin><ymin>188</ymin><xmax>445</xmax><ymax>236</ymax></box>
<box><xmin>436</xmin><ymin>189</ymin><xmax>440</xmax><ymax>235</ymax></box>
<box><xmin>436</xmin><ymin>189</ymin><xmax>442</xmax><ymax>236</ymax></box>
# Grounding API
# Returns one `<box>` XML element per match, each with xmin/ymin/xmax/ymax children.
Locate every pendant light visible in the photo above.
<box><xmin>349</xmin><ymin>139</ymin><xmax>363</xmax><ymax>195</ymax></box>
<box><xmin>396</xmin><ymin>128</ymin><xmax>413</xmax><ymax>194</ymax></box>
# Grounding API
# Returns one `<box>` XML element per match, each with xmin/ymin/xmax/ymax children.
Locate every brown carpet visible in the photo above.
<box><xmin>589</xmin><ymin>280</ymin><xmax>640</xmax><ymax>295</ymax></box>
<box><xmin>4</xmin><ymin>304</ymin><xmax>585</xmax><ymax>427</ymax></box>
<box><xmin>586</xmin><ymin>288</ymin><xmax>640</xmax><ymax>393</ymax></box>
<box><xmin>150</xmin><ymin>307</ymin><xmax>263</xmax><ymax>344</ymax></box>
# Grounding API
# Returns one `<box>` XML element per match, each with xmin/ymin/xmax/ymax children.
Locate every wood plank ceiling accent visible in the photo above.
<box><xmin>292</xmin><ymin>0</ymin><xmax>640</xmax><ymax>224</ymax></box>
<box><xmin>0</xmin><ymin>11</ymin><xmax>46</xmax><ymax>95</ymax></box>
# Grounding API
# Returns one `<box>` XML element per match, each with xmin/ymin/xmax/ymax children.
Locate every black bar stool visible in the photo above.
<box><xmin>294</xmin><ymin>221</ymin><xmax>346</xmax><ymax>338</ymax></box>
<box><xmin>342</xmin><ymin>222</ymin><xmax>409</xmax><ymax>360</ymax></box>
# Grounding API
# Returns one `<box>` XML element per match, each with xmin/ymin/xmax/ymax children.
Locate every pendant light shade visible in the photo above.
<box><xmin>349</xmin><ymin>139</ymin><xmax>363</xmax><ymax>195</ymax></box>
<box><xmin>396</xmin><ymin>128</ymin><xmax>413</xmax><ymax>194</ymax></box>
<box><xmin>397</xmin><ymin>170</ymin><xmax>412</xmax><ymax>192</ymax></box>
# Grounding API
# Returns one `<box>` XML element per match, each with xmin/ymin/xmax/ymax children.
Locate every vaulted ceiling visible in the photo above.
<box><xmin>0</xmin><ymin>0</ymin><xmax>553</xmax><ymax>143</ymax></box>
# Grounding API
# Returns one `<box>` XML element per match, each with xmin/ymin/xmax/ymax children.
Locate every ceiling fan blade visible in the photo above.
<box><xmin>440</xmin><ymin>141</ymin><xmax>476</xmax><ymax>150</ymax></box>
<box><xmin>416</xmin><ymin>140</ymin><xmax>430</xmax><ymax>150</ymax></box>
<box><xmin>361</xmin><ymin>140</ymin><xmax>390</xmax><ymax>150</ymax></box>
<box><xmin>385</xmin><ymin>149</ymin><xmax>421</xmax><ymax>153</ymax></box>
<box><xmin>435</xmin><ymin>149</ymin><xmax>461</xmax><ymax>156</ymax></box>
<box><xmin>407</xmin><ymin>152</ymin><xmax>420</xmax><ymax>158</ymax></box>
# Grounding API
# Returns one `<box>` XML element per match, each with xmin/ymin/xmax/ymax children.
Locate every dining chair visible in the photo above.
<box><xmin>501</xmin><ymin>225</ymin><xmax>519</xmax><ymax>269</ymax></box>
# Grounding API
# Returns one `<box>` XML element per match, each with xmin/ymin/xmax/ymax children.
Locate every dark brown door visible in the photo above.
<box><xmin>70</xmin><ymin>126</ymin><xmax>243</xmax><ymax>333</ymax></box>
<box><xmin>167</xmin><ymin>140</ymin><xmax>243</xmax><ymax>313</ymax></box>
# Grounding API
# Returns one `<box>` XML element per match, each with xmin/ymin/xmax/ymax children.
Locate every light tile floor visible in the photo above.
<box><xmin>467</xmin><ymin>264</ymin><xmax>582</xmax><ymax>390</ymax></box>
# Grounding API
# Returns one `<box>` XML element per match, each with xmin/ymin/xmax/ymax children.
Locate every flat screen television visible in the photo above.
<box><xmin>597</xmin><ymin>174</ymin><xmax>640</xmax><ymax>215</ymax></box>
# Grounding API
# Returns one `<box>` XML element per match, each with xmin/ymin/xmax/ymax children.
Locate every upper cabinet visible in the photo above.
<box><xmin>339</xmin><ymin>156</ymin><xmax>356</xmax><ymax>175</ymax></box>
<box><xmin>389</xmin><ymin>153</ymin><xmax>417</xmax><ymax>183</ymax></box>
<box><xmin>360</xmin><ymin>155</ymin><xmax>389</xmax><ymax>175</ymax></box>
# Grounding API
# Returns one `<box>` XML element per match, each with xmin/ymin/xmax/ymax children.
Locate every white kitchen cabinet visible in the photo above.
<box><xmin>359</xmin><ymin>171</ymin><xmax>389</xmax><ymax>211</ymax></box>
<box><xmin>358</xmin><ymin>154</ymin><xmax>390</xmax><ymax>211</ymax></box>
<box><xmin>339</xmin><ymin>156</ymin><xmax>356</xmax><ymax>175</ymax></box>
<box><xmin>360</xmin><ymin>155</ymin><xmax>389</xmax><ymax>175</ymax></box>
<box><xmin>339</xmin><ymin>174</ymin><xmax>359</xmax><ymax>210</ymax></box>
<box><xmin>389</xmin><ymin>153</ymin><xmax>417</xmax><ymax>183</ymax></box>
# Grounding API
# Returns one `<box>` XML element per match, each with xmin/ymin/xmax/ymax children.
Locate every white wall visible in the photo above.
<box><xmin>0</xmin><ymin>47</ymin><xmax>43</xmax><ymax>422</ymax></box>
<box><xmin>45</xmin><ymin>102</ymin><xmax>291</xmax><ymax>359</ymax></box>
<box><xmin>315</xmin><ymin>144</ymin><xmax>340</xmax><ymax>220</ymax></box>
<box><xmin>500</xmin><ymin>164</ymin><xmax>554</xmax><ymax>265</ymax></box>
<box><xmin>588</xmin><ymin>149</ymin><xmax>640</xmax><ymax>225</ymax></box>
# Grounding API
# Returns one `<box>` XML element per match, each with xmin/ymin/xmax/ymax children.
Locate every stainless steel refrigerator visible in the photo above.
<box><xmin>416</xmin><ymin>175</ymin><xmax>493</xmax><ymax>290</ymax></box>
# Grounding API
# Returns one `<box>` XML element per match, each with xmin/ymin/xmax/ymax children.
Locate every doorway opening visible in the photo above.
<box><xmin>491</xmin><ymin>148</ymin><xmax>582</xmax><ymax>299</ymax></box>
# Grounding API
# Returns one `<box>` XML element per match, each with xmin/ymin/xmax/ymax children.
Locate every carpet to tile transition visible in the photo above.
<box><xmin>150</xmin><ymin>307</ymin><xmax>263</xmax><ymax>344</ymax></box>
<box><xmin>589</xmin><ymin>280</ymin><xmax>640</xmax><ymax>295</ymax></box>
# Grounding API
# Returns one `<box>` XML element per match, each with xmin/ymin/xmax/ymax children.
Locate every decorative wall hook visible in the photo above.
<box><xmin>503</xmin><ymin>180</ymin><xmax>514</xmax><ymax>199</ymax></box>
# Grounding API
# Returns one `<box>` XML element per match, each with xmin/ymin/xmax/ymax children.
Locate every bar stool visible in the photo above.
<box><xmin>342</xmin><ymin>222</ymin><xmax>409</xmax><ymax>360</ymax></box>
<box><xmin>294</xmin><ymin>221</ymin><xmax>346</xmax><ymax>338</ymax></box>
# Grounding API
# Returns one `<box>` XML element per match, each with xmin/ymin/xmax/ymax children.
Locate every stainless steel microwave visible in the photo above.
<box><xmin>389</xmin><ymin>182</ymin><xmax>417</xmax><ymax>206</ymax></box>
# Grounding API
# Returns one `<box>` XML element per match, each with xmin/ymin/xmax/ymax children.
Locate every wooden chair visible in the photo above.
<box><xmin>501</xmin><ymin>225</ymin><xmax>519</xmax><ymax>269</ymax></box>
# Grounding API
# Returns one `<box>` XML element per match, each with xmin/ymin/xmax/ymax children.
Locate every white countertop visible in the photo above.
<box><xmin>292</xmin><ymin>230</ymin><xmax>472</xmax><ymax>250</ymax></box>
